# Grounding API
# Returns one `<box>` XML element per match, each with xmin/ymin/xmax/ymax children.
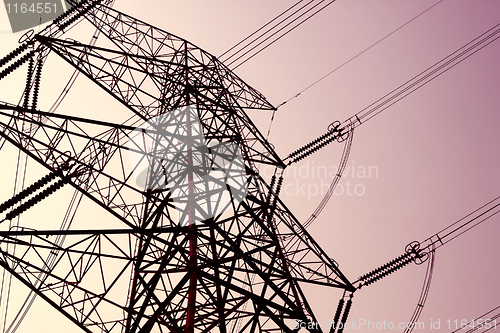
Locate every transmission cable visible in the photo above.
<box><xmin>353</xmin><ymin>195</ymin><xmax>500</xmax><ymax>288</ymax></box>
<box><xmin>226</xmin><ymin>0</ymin><xmax>337</xmax><ymax>70</ymax></box>
<box><xmin>265</xmin><ymin>1</ymin><xmax>442</xmax><ymax>143</ymax></box>
<box><xmin>219</xmin><ymin>0</ymin><xmax>308</xmax><ymax>60</ymax></box>
<box><xmin>452</xmin><ymin>304</ymin><xmax>500</xmax><ymax>333</ymax></box>
<box><xmin>221</xmin><ymin>0</ymin><xmax>334</xmax><ymax>66</ymax></box>
<box><xmin>419</xmin><ymin>195</ymin><xmax>500</xmax><ymax>252</ymax></box>
<box><xmin>352</xmin><ymin>22</ymin><xmax>500</xmax><ymax>128</ymax></box>
<box><xmin>0</xmin><ymin>149</ymin><xmax>28</xmax><ymax>333</ymax></box>
<box><xmin>275</xmin><ymin>0</ymin><xmax>443</xmax><ymax>109</ymax></box>
<box><xmin>283</xmin><ymin>21</ymin><xmax>500</xmax><ymax>165</ymax></box>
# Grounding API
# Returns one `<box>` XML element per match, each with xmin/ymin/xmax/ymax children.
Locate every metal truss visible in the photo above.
<box><xmin>0</xmin><ymin>1</ymin><xmax>354</xmax><ymax>332</ymax></box>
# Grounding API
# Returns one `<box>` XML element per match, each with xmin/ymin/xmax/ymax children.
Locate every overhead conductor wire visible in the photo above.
<box><xmin>452</xmin><ymin>304</ymin><xmax>500</xmax><ymax>333</ymax></box>
<box><xmin>349</xmin><ymin>22</ymin><xmax>500</xmax><ymax>129</ymax></box>
<box><xmin>266</xmin><ymin>0</ymin><xmax>443</xmax><ymax>142</ymax></box>
<box><xmin>282</xmin><ymin>20</ymin><xmax>500</xmax><ymax>166</ymax></box>
<box><xmin>275</xmin><ymin>0</ymin><xmax>444</xmax><ymax>109</ymax></box>
<box><xmin>222</xmin><ymin>0</ymin><xmax>338</xmax><ymax>70</ymax></box>
<box><xmin>219</xmin><ymin>0</ymin><xmax>308</xmax><ymax>60</ymax></box>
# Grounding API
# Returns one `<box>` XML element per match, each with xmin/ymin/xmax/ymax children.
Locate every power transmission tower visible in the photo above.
<box><xmin>0</xmin><ymin>1</ymin><xmax>354</xmax><ymax>332</ymax></box>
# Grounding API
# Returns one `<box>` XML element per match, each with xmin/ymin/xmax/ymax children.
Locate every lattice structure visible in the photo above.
<box><xmin>0</xmin><ymin>1</ymin><xmax>354</xmax><ymax>332</ymax></box>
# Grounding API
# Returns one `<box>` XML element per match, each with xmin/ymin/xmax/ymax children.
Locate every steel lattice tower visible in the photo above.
<box><xmin>0</xmin><ymin>1</ymin><xmax>355</xmax><ymax>332</ymax></box>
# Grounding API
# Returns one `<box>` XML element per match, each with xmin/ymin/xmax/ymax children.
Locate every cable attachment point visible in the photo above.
<box><xmin>286</xmin><ymin>120</ymin><xmax>345</xmax><ymax>165</ymax></box>
<box><xmin>18</xmin><ymin>30</ymin><xmax>35</xmax><ymax>45</ymax></box>
<box><xmin>336</xmin><ymin>128</ymin><xmax>351</xmax><ymax>143</ymax></box>
<box><xmin>327</xmin><ymin>121</ymin><xmax>341</xmax><ymax>132</ymax></box>
<box><xmin>336</xmin><ymin>118</ymin><xmax>355</xmax><ymax>143</ymax></box>
<box><xmin>405</xmin><ymin>241</ymin><xmax>429</xmax><ymax>265</ymax></box>
<box><xmin>330</xmin><ymin>292</ymin><xmax>355</xmax><ymax>333</ymax></box>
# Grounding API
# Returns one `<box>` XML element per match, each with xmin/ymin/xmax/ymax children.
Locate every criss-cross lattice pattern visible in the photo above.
<box><xmin>0</xmin><ymin>2</ymin><xmax>354</xmax><ymax>332</ymax></box>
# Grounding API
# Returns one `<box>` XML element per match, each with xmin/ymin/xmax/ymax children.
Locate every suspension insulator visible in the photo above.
<box><xmin>4</xmin><ymin>179</ymin><xmax>66</xmax><ymax>221</ymax></box>
<box><xmin>31</xmin><ymin>57</ymin><xmax>43</xmax><ymax>110</ymax></box>
<box><xmin>0</xmin><ymin>51</ymin><xmax>35</xmax><ymax>80</ymax></box>
<box><xmin>274</xmin><ymin>176</ymin><xmax>283</xmax><ymax>197</ymax></box>
<box><xmin>265</xmin><ymin>175</ymin><xmax>277</xmax><ymax>206</ymax></box>
<box><xmin>53</xmin><ymin>2</ymin><xmax>79</xmax><ymax>24</ymax></box>
<box><xmin>288</xmin><ymin>130</ymin><xmax>335</xmax><ymax>159</ymax></box>
<box><xmin>359</xmin><ymin>252</ymin><xmax>411</xmax><ymax>282</ymax></box>
<box><xmin>330</xmin><ymin>298</ymin><xmax>345</xmax><ymax>333</ymax></box>
<box><xmin>0</xmin><ymin>173</ymin><xmax>57</xmax><ymax>214</ymax></box>
<box><xmin>0</xmin><ymin>163</ymin><xmax>70</xmax><ymax>214</ymax></box>
<box><xmin>267</xmin><ymin>176</ymin><xmax>284</xmax><ymax>226</ymax></box>
<box><xmin>23</xmin><ymin>56</ymin><xmax>35</xmax><ymax>108</ymax></box>
<box><xmin>361</xmin><ymin>255</ymin><xmax>414</xmax><ymax>287</ymax></box>
<box><xmin>289</xmin><ymin>132</ymin><xmax>328</xmax><ymax>157</ymax></box>
<box><xmin>289</xmin><ymin>131</ymin><xmax>340</xmax><ymax>164</ymax></box>
<box><xmin>0</xmin><ymin>43</ymin><xmax>29</xmax><ymax>68</ymax></box>
<box><xmin>337</xmin><ymin>299</ymin><xmax>352</xmax><ymax>333</ymax></box>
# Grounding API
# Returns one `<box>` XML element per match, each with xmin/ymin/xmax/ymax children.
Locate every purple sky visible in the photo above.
<box><xmin>1</xmin><ymin>1</ymin><xmax>500</xmax><ymax>332</ymax></box>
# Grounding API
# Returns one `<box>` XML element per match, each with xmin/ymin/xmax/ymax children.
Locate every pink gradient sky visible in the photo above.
<box><xmin>1</xmin><ymin>0</ymin><xmax>500</xmax><ymax>332</ymax></box>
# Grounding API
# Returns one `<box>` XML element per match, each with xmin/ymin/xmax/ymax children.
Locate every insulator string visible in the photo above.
<box><xmin>0</xmin><ymin>51</ymin><xmax>35</xmax><ymax>81</ymax></box>
<box><xmin>267</xmin><ymin>176</ymin><xmax>284</xmax><ymax>226</ymax></box>
<box><xmin>0</xmin><ymin>43</ymin><xmax>30</xmax><ymax>68</ymax></box>
<box><xmin>330</xmin><ymin>298</ymin><xmax>344</xmax><ymax>333</ymax></box>
<box><xmin>31</xmin><ymin>57</ymin><xmax>43</xmax><ymax>111</ymax></box>
<box><xmin>0</xmin><ymin>171</ymin><xmax>60</xmax><ymax>214</ymax></box>
<box><xmin>0</xmin><ymin>2</ymin><xmax>115</xmax><ymax>329</ymax></box>
<box><xmin>58</xmin><ymin>0</ymin><xmax>103</xmax><ymax>31</ymax></box>
<box><xmin>337</xmin><ymin>299</ymin><xmax>352</xmax><ymax>333</ymax></box>
<box><xmin>22</xmin><ymin>57</ymin><xmax>34</xmax><ymax>109</ymax></box>
<box><xmin>4</xmin><ymin>179</ymin><xmax>66</xmax><ymax>222</ymax></box>
<box><xmin>358</xmin><ymin>252</ymin><xmax>415</xmax><ymax>287</ymax></box>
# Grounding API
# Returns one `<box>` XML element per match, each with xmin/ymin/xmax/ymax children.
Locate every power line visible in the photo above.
<box><xmin>265</xmin><ymin>1</ymin><xmax>443</xmax><ymax>142</ymax></box>
<box><xmin>354</xmin><ymin>195</ymin><xmax>500</xmax><ymax>287</ymax></box>
<box><xmin>224</xmin><ymin>0</ymin><xmax>337</xmax><ymax>70</ymax></box>
<box><xmin>353</xmin><ymin>22</ymin><xmax>500</xmax><ymax>127</ymax></box>
<box><xmin>452</xmin><ymin>304</ymin><xmax>500</xmax><ymax>333</ymax></box>
<box><xmin>283</xmin><ymin>21</ymin><xmax>500</xmax><ymax>164</ymax></box>
<box><xmin>420</xmin><ymin>195</ymin><xmax>500</xmax><ymax>252</ymax></box>
<box><xmin>219</xmin><ymin>0</ymin><xmax>307</xmax><ymax>60</ymax></box>
<box><xmin>363</xmin><ymin>193</ymin><xmax>500</xmax><ymax>290</ymax></box>
<box><xmin>275</xmin><ymin>0</ymin><xmax>444</xmax><ymax>109</ymax></box>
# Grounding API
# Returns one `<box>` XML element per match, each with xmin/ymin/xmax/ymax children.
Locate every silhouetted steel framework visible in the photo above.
<box><xmin>0</xmin><ymin>1</ymin><xmax>355</xmax><ymax>332</ymax></box>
